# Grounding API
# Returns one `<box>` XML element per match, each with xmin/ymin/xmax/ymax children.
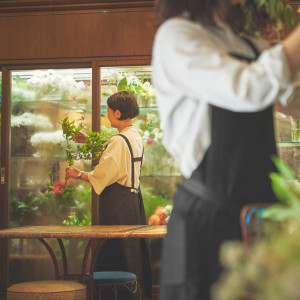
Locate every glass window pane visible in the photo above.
<box><xmin>9</xmin><ymin>68</ymin><xmax>92</xmax><ymax>282</ymax></box>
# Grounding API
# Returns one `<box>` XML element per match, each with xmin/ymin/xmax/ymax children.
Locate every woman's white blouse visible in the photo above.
<box><xmin>152</xmin><ymin>17</ymin><xmax>300</xmax><ymax>178</ymax></box>
<box><xmin>88</xmin><ymin>126</ymin><xmax>144</xmax><ymax>195</ymax></box>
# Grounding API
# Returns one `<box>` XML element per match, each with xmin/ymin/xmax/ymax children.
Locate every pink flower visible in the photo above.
<box><xmin>147</xmin><ymin>138</ymin><xmax>155</xmax><ymax>145</ymax></box>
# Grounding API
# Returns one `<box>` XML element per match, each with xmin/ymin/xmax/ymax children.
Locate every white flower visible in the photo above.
<box><xmin>126</xmin><ymin>74</ymin><xmax>139</xmax><ymax>86</ymax></box>
<box><xmin>163</xmin><ymin>205</ymin><xmax>173</xmax><ymax>215</ymax></box>
<box><xmin>11</xmin><ymin>112</ymin><xmax>53</xmax><ymax>129</ymax></box>
<box><xmin>103</xmin><ymin>70</ymin><xmax>122</xmax><ymax>85</ymax></box>
<box><xmin>12</xmin><ymin>87</ymin><xmax>36</xmax><ymax>101</ymax></box>
<box><xmin>143</xmin><ymin>130</ymin><xmax>150</xmax><ymax>138</ymax></box>
<box><xmin>30</xmin><ymin>130</ymin><xmax>66</xmax><ymax>146</ymax></box>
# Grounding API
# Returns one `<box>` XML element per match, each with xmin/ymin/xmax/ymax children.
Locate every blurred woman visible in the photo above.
<box><xmin>152</xmin><ymin>0</ymin><xmax>300</xmax><ymax>299</ymax></box>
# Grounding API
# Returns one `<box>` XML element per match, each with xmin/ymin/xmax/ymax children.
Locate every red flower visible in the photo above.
<box><xmin>53</xmin><ymin>186</ymin><xmax>63</xmax><ymax>195</ymax></box>
<box><xmin>53</xmin><ymin>180</ymin><xmax>65</xmax><ymax>188</ymax></box>
<box><xmin>147</xmin><ymin>138</ymin><xmax>155</xmax><ymax>145</ymax></box>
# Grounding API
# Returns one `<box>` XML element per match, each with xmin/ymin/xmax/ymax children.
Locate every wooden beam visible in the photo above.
<box><xmin>0</xmin><ymin>1</ymin><xmax>155</xmax><ymax>14</ymax></box>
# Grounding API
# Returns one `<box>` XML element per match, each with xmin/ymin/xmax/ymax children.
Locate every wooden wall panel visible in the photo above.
<box><xmin>0</xmin><ymin>9</ymin><xmax>156</xmax><ymax>62</ymax></box>
<box><xmin>0</xmin><ymin>1</ymin><xmax>155</xmax><ymax>13</ymax></box>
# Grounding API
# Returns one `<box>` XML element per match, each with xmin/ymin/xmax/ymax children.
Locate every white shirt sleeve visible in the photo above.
<box><xmin>153</xmin><ymin>18</ymin><xmax>300</xmax><ymax>112</ymax></box>
<box><xmin>88</xmin><ymin>136</ymin><xmax>125</xmax><ymax>195</ymax></box>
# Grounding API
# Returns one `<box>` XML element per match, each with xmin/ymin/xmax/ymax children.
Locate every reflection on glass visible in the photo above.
<box><xmin>9</xmin><ymin>68</ymin><xmax>92</xmax><ymax>282</ymax></box>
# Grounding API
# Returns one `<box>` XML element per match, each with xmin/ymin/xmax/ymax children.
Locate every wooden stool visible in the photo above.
<box><xmin>92</xmin><ymin>271</ymin><xmax>140</xmax><ymax>300</ymax></box>
<box><xmin>7</xmin><ymin>280</ymin><xmax>87</xmax><ymax>300</ymax></box>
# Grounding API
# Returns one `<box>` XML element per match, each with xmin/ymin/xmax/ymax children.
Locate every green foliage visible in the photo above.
<box><xmin>141</xmin><ymin>186</ymin><xmax>169</xmax><ymax>221</ymax></box>
<box><xmin>10</xmin><ymin>192</ymin><xmax>43</xmax><ymax>227</ymax></box>
<box><xmin>254</xmin><ymin>0</ymin><xmax>296</xmax><ymax>29</ymax></box>
<box><xmin>60</xmin><ymin>117</ymin><xmax>82</xmax><ymax>166</ymax></box>
<box><xmin>60</xmin><ymin>116</ymin><xmax>110</xmax><ymax>166</ymax></box>
<box><xmin>243</xmin><ymin>0</ymin><xmax>296</xmax><ymax>36</ymax></box>
<box><xmin>10</xmin><ymin>171</ymin><xmax>92</xmax><ymax>227</ymax></box>
<box><xmin>117</xmin><ymin>74</ymin><xmax>148</xmax><ymax>95</ymax></box>
<box><xmin>76</xmin><ymin>130</ymin><xmax>110</xmax><ymax>161</ymax></box>
<box><xmin>62</xmin><ymin>214</ymin><xmax>89</xmax><ymax>226</ymax></box>
<box><xmin>262</xmin><ymin>156</ymin><xmax>300</xmax><ymax>223</ymax></box>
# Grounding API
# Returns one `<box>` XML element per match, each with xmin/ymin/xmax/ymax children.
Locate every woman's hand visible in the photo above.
<box><xmin>73</xmin><ymin>131</ymin><xmax>88</xmax><ymax>143</ymax></box>
<box><xmin>65</xmin><ymin>166</ymin><xmax>81</xmax><ymax>180</ymax></box>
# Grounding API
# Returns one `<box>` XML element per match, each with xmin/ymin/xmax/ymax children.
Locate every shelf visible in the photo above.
<box><xmin>277</xmin><ymin>142</ymin><xmax>300</xmax><ymax>147</ymax></box>
<box><xmin>100</xmin><ymin>106</ymin><xmax>157</xmax><ymax>111</ymax></box>
<box><xmin>141</xmin><ymin>175</ymin><xmax>182</xmax><ymax>178</ymax></box>
<box><xmin>12</xmin><ymin>99</ymin><xmax>91</xmax><ymax>112</ymax></box>
<box><xmin>11</xmin><ymin>156</ymin><xmax>67</xmax><ymax>161</ymax></box>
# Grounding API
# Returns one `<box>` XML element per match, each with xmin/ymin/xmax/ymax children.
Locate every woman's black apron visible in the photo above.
<box><xmin>159</xmin><ymin>38</ymin><xmax>279</xmax><ymax>300</ymax></box>
<box><xmin>95</xmin><ymin>134</ymin><xmax>152</xmax><ymax>300</ymax></box>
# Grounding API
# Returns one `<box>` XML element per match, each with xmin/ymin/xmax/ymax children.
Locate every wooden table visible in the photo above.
<box><xmin>0</xmin><ymin>225</ymin><xmax>167</xmax><ymax>291</ymax></box>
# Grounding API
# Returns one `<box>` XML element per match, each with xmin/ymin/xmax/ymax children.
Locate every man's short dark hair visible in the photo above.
<box><xmin>107</xmin><ymin>91</ymin><xmax>140</xmax><ymax>120</ymax></box>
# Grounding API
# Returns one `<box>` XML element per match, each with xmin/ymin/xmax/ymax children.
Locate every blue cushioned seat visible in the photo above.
<box><xmin>91</xmin><ymin>271</ymin><xmax>140</xmax><ymax>300</ymax></box>
<box><xmin>93</xmin><ymin>271</ymin><xmax>137</xmax><ymax>283</ymax></box>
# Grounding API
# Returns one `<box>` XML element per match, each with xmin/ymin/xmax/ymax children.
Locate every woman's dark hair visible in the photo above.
<box><xmin>155</xmin><ymin>0</ymin><xmax>269</xmax><ymax>35</ymax></box>
<box><xmin>107</xmin><ymin>91</ymin><xmax>140</xmax><ymax>120</ymax></box>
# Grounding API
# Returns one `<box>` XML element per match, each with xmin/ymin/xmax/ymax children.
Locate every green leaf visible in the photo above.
<box><xmin>117</xmin><ymin>77</ymin><xmax>128</xmax><ymax>92</ymax></box>
<box><xmin>271</xmin><ymin>155</ymin><xmax>295</xmax><ymax>180</ymax></box>
<box><xmin>285</xmin><ymin>6</ymin><xmax>296</xmax><ymax>29</ymax></box>
<box><xmin>276</xmin><ymin>0</ymin><xmax>285</xmax><ymax>22</ymax></box>
<box><xmin>270</xmin><ymin>173</ymin><xmax>293</xmax><ymax>204</ymax></box>
<box><xmin>269</xmin><ymin>0</ymin><xmax>276</xmax><ymax>19</ymax></box>
<box><xmin>262</xmin><ymin>205</ymin><xmax>293</xmax><ymax>221</ymax></box>
<box><xmin>256</xmin><ymin>0</ymin><xmax>265</xmax><ymax>9</ymax></box>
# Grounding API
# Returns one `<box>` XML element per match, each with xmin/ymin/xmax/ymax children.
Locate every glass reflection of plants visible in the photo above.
<box><xmin>101</xmin><ymin>69</ymin><xmax>156</xmax><ymax>106</ymax></box>
<box><xmin>11</xmin><ymin>70</ymin><xmax>91</xmax><ymax>157</ymax></box>
<box><xmin>12</xmin><ymin>70</ymin><xmax>90</xmax><ymax>105</ymax></box>
<box><xmin>9</xmin><ymin>70</ymin><xmax>92</xmax><ymax>228</ymax></box>
<box><xmin>134</xmin><ymin>113</ymin><xmax>180</xmax><ymax>177</ymax></box>
<box><xmin>10</xmin><ymin>171</ymin><xmax>92</xmax><ymax>228</ymax></box>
